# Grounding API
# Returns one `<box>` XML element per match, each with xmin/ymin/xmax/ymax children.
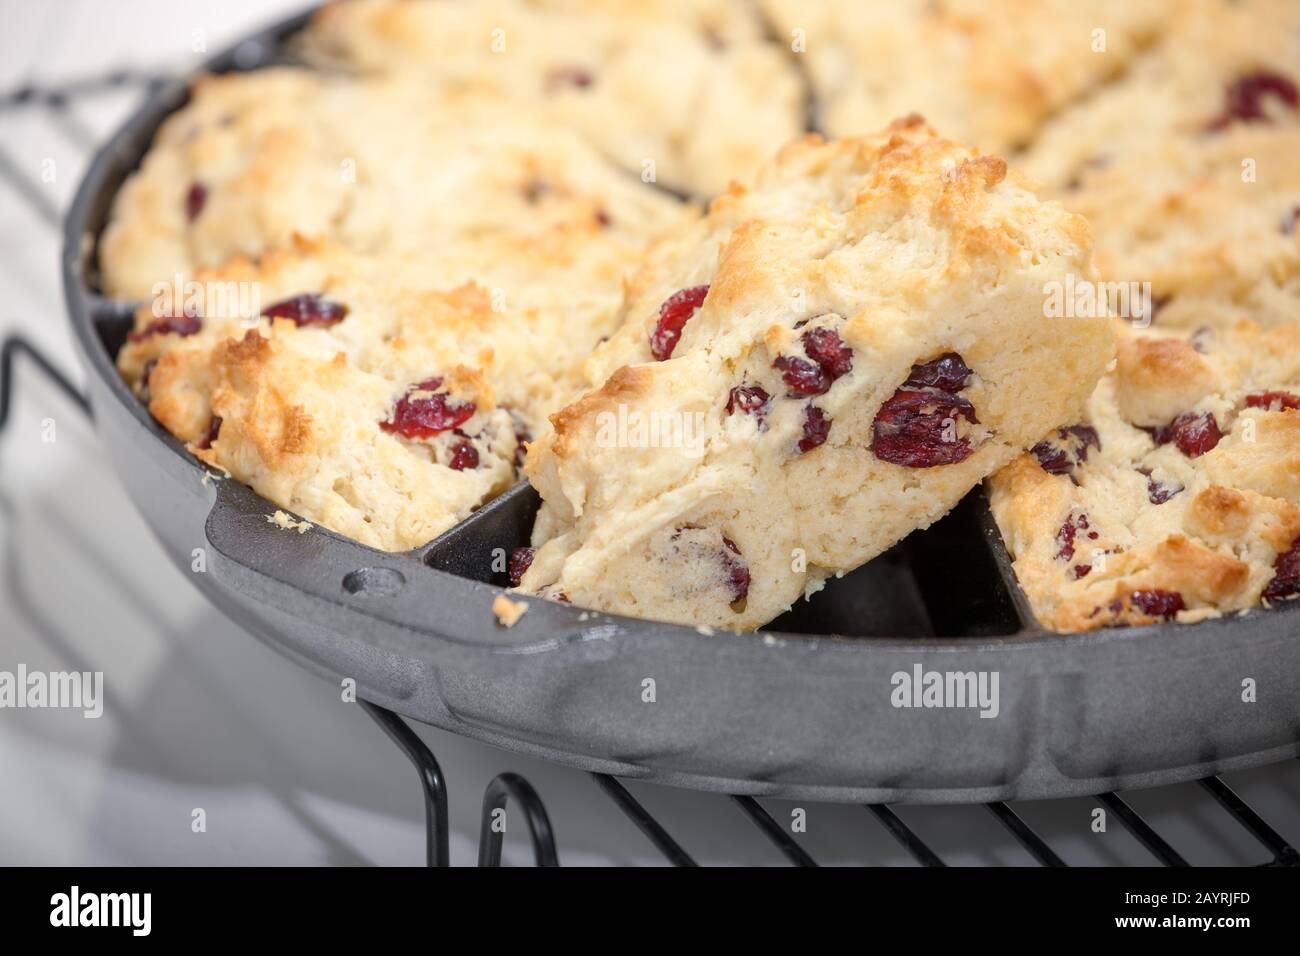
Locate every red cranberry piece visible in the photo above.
<box><xmin>196</xmin><ymin>415</ymin><xmax>222</xmax><ymax>450</ymax></box>
<box><xmin>773</xmin><ymin>355</ymin><xmax>830</xmax><ymax>397</ymax></box>
<box><xmin>1136</xmin><ymin>467</ymin><xmax>1183</xmax><ymax>505</ymax></box>
<box><xmin>1282</xmin><ymin>206</ymin><xmax>1300</xmax><ymax>236</ymax></box>
<box><xmin>508</xmin><ymin>547</ymin><xmax>535</xmax><ymax>587</ymax></box>
<box><xmin>507</xmin><ymin>412</ymin><xmax>532</xmax><ymax>469</ymax></box>
<box><xmin>447</xmin><ymin>437</ymin><xmax>479</xmax><ymax>471</ymax></box>
<box><xmin>871</xmin><ymin>389</ymin><xmax>977</xmax><ymax>467</ymax></box>
<box><xmin>798</xmin><ymin>405</ymin><xmax>830</xmax><ymax>453</ymax></box>
<box><xmin>721</xmin><ymin>536</ymin><xmax>751</xmax><ymax>605</ymax></box>
<box><xmin>140</xmin><ymin>358</ymin><xmax>158</xmax><ymax>400</ymax></box>
<box><xmin>1055</xmin><ymin>511</ymin><xmax>1098</xmax><ymax>562</ymax></box>
<box><xmin>903</xmin><ymin>352</ymin><xmax>973</xmax><ymax>392</ymax></box>
<box><xmin>595</xmin><ymin>208</ymin><xmax>612</xmax><ymax>228</ymax></box>
<box><xmin>1151</xmin><ymin>411</ymin><xmax>1221</xmax><ymax>458</ymax></box>
<box><xmin>1244</xmin><ymin>391</ymin><xmax>1300</xmax><ymax>411</ymax></box>
<box><xmin>1129</xmin><ymin>589</ymin><xmax>1185</xmax><ymax>619</ymax></box>
<box><xmin>1072</xmin><ymin>564</ymin><xmax>1092</xmax><ymax>580</ymax></box>
<box><xmin>1031</xmin><ymin>424</ymin><xmax>1100</xmax><ymax>476</ymax></box>
<box><xmin>1263</xmin><ymin>536</ymin><xmax>1300</xmax><ymax>605</ymax></box>
<box><xmin>801</xmin><ymin>327</ymin><xmax>853</xmax><ymax>381</ymax></box>
<box><xmin>649</xmin><ymin>285</ymin><xmax>709</xmax><ymax>361</ymax></box>
<box><xmin>185</xmin><ymin>182</ymin><xmax>207</xmax><ymax>221</ymax></box>
<box><xmin>546</xmin><ymin>66</ymin><xmax>595</xmax><ymax>90</ymax></box>
<box><xmin>381</xmin><ymin>377</ymin><xmax>475</xmax><ymax>439</ymax></box>
<box><xmin>262</xmin><ymin>293</ymin><xmax>348</xmax><ymax>328</ymax></box>
<box><xmin>1210</xmin><ymin>71</ymin><xmax>1298</xmax><ymax>128</ymax></box>
<box><xmin>127</xmin><ymin>313</ymin><xmax>202</xmax><ymax>343</ymax></box>
<box><xmin>726</xmin><ymin>384</ymin><xmax>770</xmax><ymax>425</ymax></box>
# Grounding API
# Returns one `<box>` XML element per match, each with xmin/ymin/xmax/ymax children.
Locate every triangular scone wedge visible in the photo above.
<box><xmin>519</xmin><ymin>118</ymin><xmax>1115</xmax><ymax>629</ymax></box>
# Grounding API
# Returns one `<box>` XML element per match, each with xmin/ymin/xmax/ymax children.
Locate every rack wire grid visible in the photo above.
<box><xmin>2</xmin><ymin>69</ymin><xmax>1297</xmax><ymax>869</ymax></box>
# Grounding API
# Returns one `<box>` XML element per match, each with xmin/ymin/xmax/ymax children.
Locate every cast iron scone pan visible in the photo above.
<box><xmin>61</xmin><ymin>9</ymin><xmax>1300</xmax><ymax>803</ymax></box>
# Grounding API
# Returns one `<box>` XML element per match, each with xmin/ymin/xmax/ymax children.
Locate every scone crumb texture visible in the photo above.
<box><xmin>493</xmin><ymin>595</ymin><xmax>529</xmax><ymax>628</ymax></box>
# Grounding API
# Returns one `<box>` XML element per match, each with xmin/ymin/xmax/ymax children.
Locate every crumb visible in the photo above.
<box><xmin>266</xmin><ymin>510</ymin><xmax>313</xmax><ymax>534</ymax></box>
<box><xmin>695</xmin><ymin>625</ymin><xmax>714</xmax><ymax>636</ymax></box>
<box><xmin>493</xmin><ymin>594</ymin><xmax>528</xmax><ymax>627</ymax></box>
<box><xmin>762</xmin><ymin>634</ymin><xmax>778</xmax><ymax>646</ymax></box>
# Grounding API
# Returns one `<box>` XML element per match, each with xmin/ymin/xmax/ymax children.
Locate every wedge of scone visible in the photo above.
<box><xmin>1021</xmin><ymin>0</ymin><xmax>1300</xmax><ymax>190</ymax></box>
<box><xmin>989</xmin><ymin>319</ymin><xmax>1300</xmax><ymax>631</ymax></box>
<box><xmin>758</xmin><ymin>0</ymin><xmax>1171</xmax><ymax>153</ymax></box>
<box><xmin>100</xmin><ymin>69</ymin><xmax>692</xmax><ymax>299</ymax></box>
<box><xmin>116</xmin><ymin>230</ymin><xmax>637</xmax><ymax>552</ymax></box>
<box><xmin>297</xmin><ymin>0</ymin><xmax>805</xmax><ymax>197</ymax></box>
<box><xmin>516</xmin><ymin>117</ymin><xmax>1115</xmax><ymax>629</ymax></box>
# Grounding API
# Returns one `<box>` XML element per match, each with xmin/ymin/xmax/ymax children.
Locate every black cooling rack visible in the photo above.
<box><xmin>2</xmin><ymin>69</ymin><xmax>1298</xmax><ymax>868</ymax></box>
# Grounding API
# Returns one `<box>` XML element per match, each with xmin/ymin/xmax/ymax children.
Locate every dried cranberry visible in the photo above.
<box><xmin>1137</xmin><ymin>467</ymin><xmax>1183</xmax><ymax>504</ymax></box>
<box><xmin>1031</xmin><ymin>424</ymin><xmax>1100</xmax><ymax>476</ymax></box>
<box><xmin>1209</xmin><ymin>71</ymin><xmax>1298</xmax><ymax>128</ymax></box>
<box><xmin>140</xmin><ymin>358</ymin><xmax>158</xmax><ymax>400</ymax></box>
<box><xmin>546</xmin><ymin>66</ymin><xmax>595</xmax><ymax>90</ymax></box>
<box><xmin>185</xmin><ymin>181</ymin><xmax>207</xmax><ymax>221</ymax></box>
<box><xmin>381</xmin><ymin>377</ymin><xmax>475</xmax><ymax>439</ymax></box>
<box><xmin>773</xmin><ymin>355</ymin><xmax>830</xmax><ymax>397</ymax></box>
<box><xmin>649</xmin><ymin>285</ymin><xmax>709</xmax><ymax>360</ymax></box>
<box><xmin>872</xmin><ymin>389</ymin><xmax>977</xmax><ymax>467</ymax></box>
<box><xmin>801</xmin><ymin>327</ymin><xmax>853</xmax><ymax>381</ymax></box>
<box><xmin>1072</xmin><ymin>564</ymin><xmax>1091</xmax><ymax>580</ymax></box>
<box><xmin>798</xmin><ymin>405</ymin><xmax>830</xmax><ymax>453</ymax></box>
<box><xmin>262</xmin><ymin>293</ymin><xmax>348</xmax><ymax>328</ymax></box>
<box><xmin>508</xmin><ymin>412</ymin><xmax>532</xmax><ymax>469</ymax></box>
<box><xmin>1132</xmin><ymin>294</ymin><xmax>1171</xmax><ymax>326</ymax></box>
<box><xmin>903</xmin><ymin>353</ymin><xmax>973</xmax><ymax>392</ymax></box>
<box><xmin>508</xmin><ymin>547</ymin><xmax>535</xmax><ymax>587</ymax></box>
<box><xmin>1262</xmin><ymin>536</ymin><xmax>1300</xmax><ymax>604</ymax></box>
<box><xmin>1282</xmin><ymin>206</ymin><xmax>1300</xmax><ymax>236</ymax></box>
<box><xmin>1244</xmin><ymin>391</ymin><xmax>1300</xmax><ymax>411</ymax></box>
<box><xmin>196</xmin><ymin>415</ymin><xmax>222</xmax><ymax>450</ymax></box>
<box><xmin>726</xmin><ymin>384</ymin><xmax>770</xmax><ymax>425</ymax></box>
<box><xmin>1129</xmin><ymin>589</ymin><xmax>1185</xmax><ymax>619</ymax></box>
<box><xmin>447</xmin><ymin>437</ymin><xmax>479</xmax><ymax>471</ymax></box>
<box><xmin>721</xmin><ymin>536</ymin><xmax>751</xmax><ymax>606</ymax></box>
<box><xmin>1151</xmin><ymin>411</ymin><xmax>1221</xmax><ymax>458</ymax></box>
<box><xmin>127</xmin><ymin>313</ymin><xmax>202</xmax><ymax>343</ymax></box>
<box><xmin>1189</xmin><ymin>325</ymin><xmax>1212</xmax><ymax>353</ymax></box>
<box><xmin>595</xmin><ymin>208</ymin><xmax>612</xmax><ymax>228</ymax></box>
<box><xmin>1055</xmin><ymin>511</ymin><xmax>1098</xmax><ymax>562</ymax></box>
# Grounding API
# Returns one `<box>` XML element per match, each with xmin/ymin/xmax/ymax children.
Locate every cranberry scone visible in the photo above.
<box><xmin>116</xmin><ymin>229</ymin><xmax>643</xmax><ymax>552</ymax></box>
<box><xmin>515</xmin><ymin>118</ymin><xmax>1114</xmax><ymax>629</ymax></box>
<box><xmin>757</xmin><ymin>0</ymin><xmax>1170</xmax><ymax>153</ymax></box>
<box><xmin>989</xmin><ymin>318</ymin><xmax>1300</xmax><ymax>631</ymax></box>
<box><xmin>100</xmin><ymin>69</ymin><xmax>691</xmax><ymax>299</ymax></box>
<box><xmin>1021</xmin><ymin>0</ymin><xmax>1300</xmax><ymax>191</ymax></box>
<box><xmin>297</xmin><ymin>0</ymin><xmax>805</xmax><ymax>197</ymax></box>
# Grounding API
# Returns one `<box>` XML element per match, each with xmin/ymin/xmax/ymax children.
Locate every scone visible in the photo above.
<box><xmin>989</xmin><ymin>318</ymin><xmax>1300</xmax><ymax>631</ymax></box>
<box><xmin>757</xmin><ymin>0</ymin><xmax>1171</xmax><ymax>152</ymax></box>
<box><xmin>1021</xmin><ymin>0</ymin><xmax>1300</xmax><ymax>190</ymax></box>
<box><xmin>297</xmin><ymin>0</ymin><xmax>805</xmax><ymax>197</ymax></box>
<box><xmin>116</xmin><ymin>230</ymin><xmax>643</xmax><ymax>552</ymax></box>
<box><xmin>100</xmin><ymin>69</ymin><xmax>692</xmax><ymax>299</ymax></box>
<box><xmin>515</xmin><ymin>118</ymin><xmax>1114</xmax><ymax>630</ymax></box>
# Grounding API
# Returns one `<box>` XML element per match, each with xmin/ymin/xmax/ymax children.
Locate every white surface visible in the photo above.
<box><xmin>0</xmin><ymin>0</ymin><xmax>1297</xmax><ymax>867</ymax></box>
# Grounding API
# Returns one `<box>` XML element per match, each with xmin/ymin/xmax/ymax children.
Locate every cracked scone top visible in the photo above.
<box><xmin>99</xmin><ymin>68</ymin><xmax>692</xmax><ymax>300</ymax></box>
<box><xmin>116</xmin><ymin>229</ymin><xmax>645</xmax><ymax>553</ymax></box>
<box><xmin>517</xmin><ymin>118</ymin><xmax>1114</xmax><ymax>630</ymax></box>
<box><xmin>297</xmin><ymin>0</ymin><xmax>805</xmax><ymax>198</ymax></box>
<box><xmin>989</xmin><ymin>319</ymin><xmax>1300</xmax><ymax>631</ymax></box>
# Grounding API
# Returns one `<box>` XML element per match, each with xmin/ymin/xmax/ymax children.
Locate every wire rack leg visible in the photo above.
<box><xmin>0</xmin><ymin>335</ymin><xmax>91</xmax><ymax>433</ymax></box>
<box><xmin>478</xmin><ymin>772</ymin><xmax>559</xmax><ymax>867</ymax></box>
<box><xmin>360</xmin><ymin>701</ymin><xmax>449</xmax><ymax>867</ymax></box>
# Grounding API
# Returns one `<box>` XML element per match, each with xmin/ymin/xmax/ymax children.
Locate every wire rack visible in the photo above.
<box><xmin>2</xmin><ymin>69</ymin><xmax>1297</xmax><ymax>868</ymax></box>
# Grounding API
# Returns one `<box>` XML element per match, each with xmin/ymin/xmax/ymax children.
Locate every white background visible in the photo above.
<box><xmin>0</xmin><ymin>0</ymin><xmax>1296</xmax><ymax>866</ymax></box>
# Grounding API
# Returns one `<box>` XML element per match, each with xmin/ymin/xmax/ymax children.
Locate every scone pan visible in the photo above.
<box><xmin>60</xmin><ymin>8</ymin><xmax>1300</xmax><ymax>803</ymax></box>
